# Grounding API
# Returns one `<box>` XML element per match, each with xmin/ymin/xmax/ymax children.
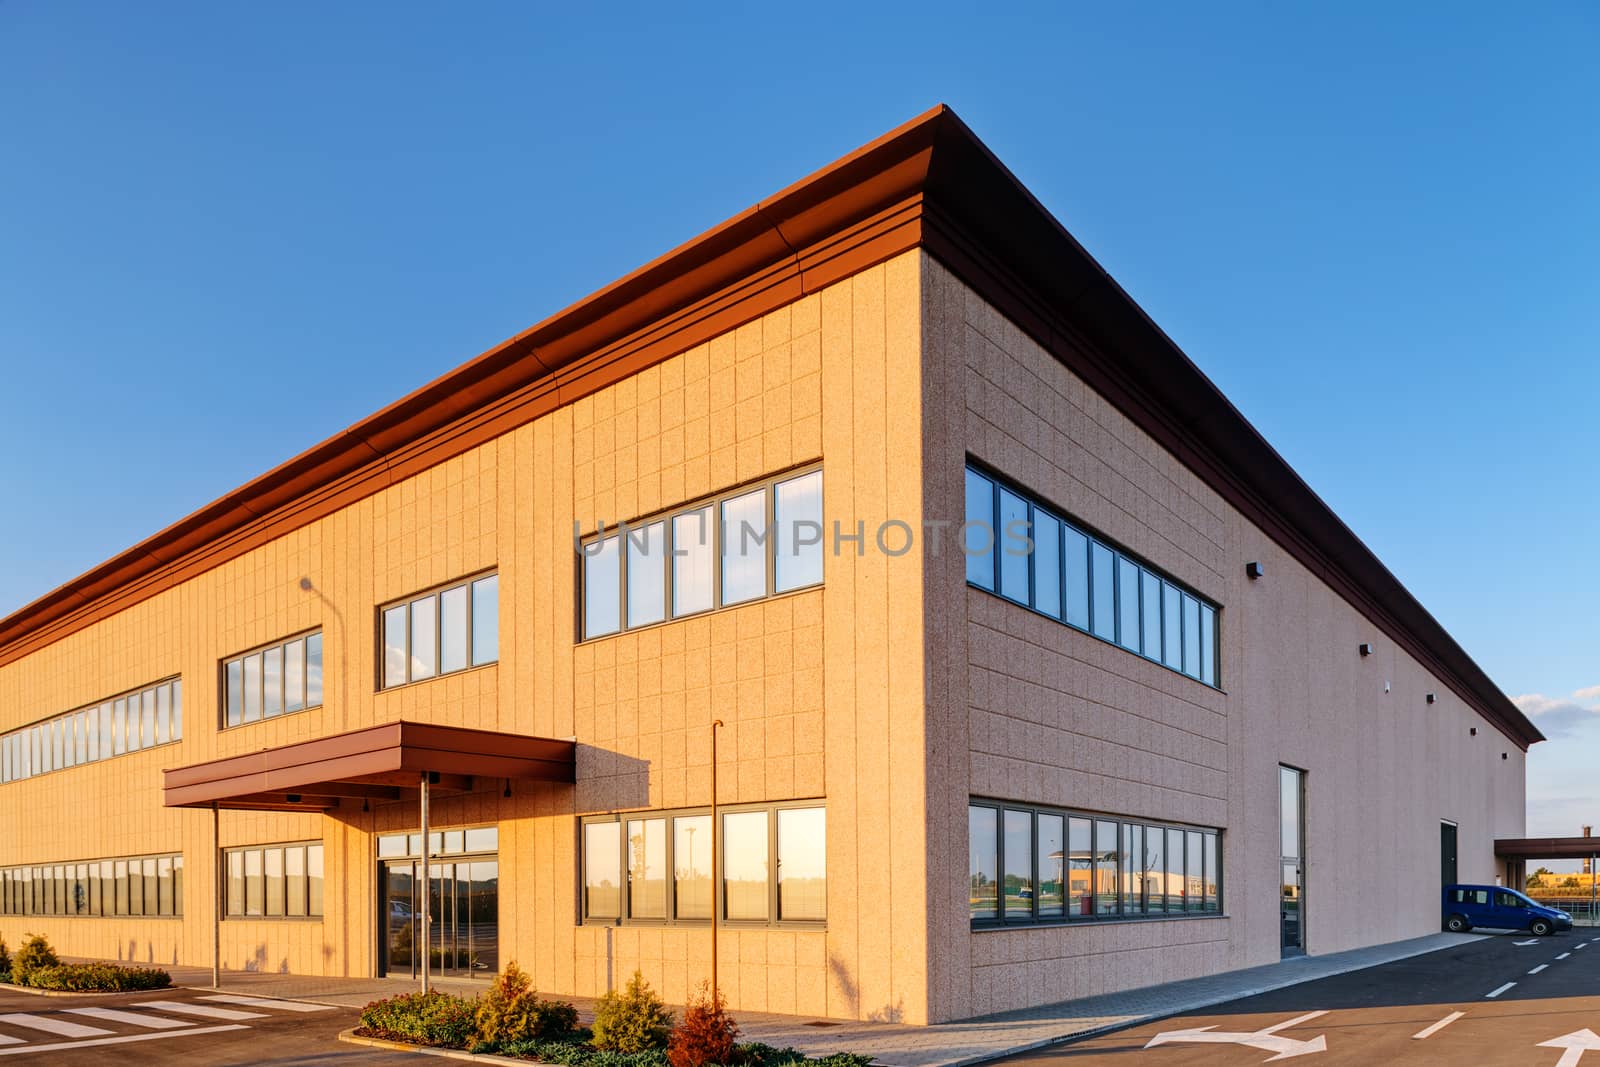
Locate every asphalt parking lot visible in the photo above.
<box><xmin>1001</xmin><ymin>929</ymin><xmax>1600</xmax><ymax>1065</ymax></box>
<box><xmin>0</xmin><ymin>985</ymin><xmax>413</xmax><ymax>1065</ymax></box>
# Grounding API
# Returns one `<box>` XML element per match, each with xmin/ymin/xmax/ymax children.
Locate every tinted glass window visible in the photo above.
<box><xmin>1063</xmin><ymin>526</ymin><xmax>1090</xmax><ymax>628</ymax></box>
<box><xmin>1032</xmin><ymin>511</ymin><xmax>1060</xmax><ymax>618</ymax></box>
<box><xmin>626</xmin><ymin>818</ymin><xmax>667</xmax><ymax>919</ymax></box>
<box><xmin>584</xmin><ymin>536</ymin><xmax>622</xmax><ymax>638</ymax></box>
<box><xmin>1117</xmin><ymin>558</ymin><xmax>1141</xmax><ymax>653</ymax></box>
<box><xmin>969</xmin><ymin>806</ymin><xmax>998</xmax><ymax>919</ymax></box>
<box><xmin>1090</xmin><ymin>543</ymin><xmax>1115</xmax><ymax>640</ymax></box>
<box><xmin>722</xmin><ymin>811</ymin><xmax>769</xmax><ymax>920</ymax></box>
<box><xmin>1162</xmin><ymin>583</ymin><xmax>1182</xmax><ymax>670</ymax></box>
<box><xmin>1037</xmin><ymin>813</ymin><xmax>1064</xmax><ymax>917</ymax></box>
<box><xmin>1003</xmin><ymin>809</ymin><xmax>1032</xmax><ymax>920</ymax></box>
<box><xmin>672</xmin><ymin>507</ymin><xmax>715</xmax><ymax>616</ymax></box>
<box><xmin>777</xmin><ymin>807</ymin><xmax>826</xmax><ymax>920</ymax></box>
<box><xmin>383</xmin><ymin>606</ymin><xmax>408</xmax><ymax>687</ymax></box>
<box><xmin>998</xmin><ymin>490</ymin><xmax>1030</xmax><ymax>602</ymax></box>
<box><xmin>626</xmin><ymin>522</ymin><xmax>667</xmax><ymax>627</ymax></box>
<box><xmin>964</xmin><ymin>469</ymin><xmax>995</xmax><ymax>590</ymax></box>
<box><xmin>774</xmin><ymin>471</ymin><xmax>824</xmax><ymax>593</ymax></box>
<box><xmin>440</xmin><ymin>585</ymin><xmax>469</xmax><ymax>674</ymax></box>
<box><xmin>674</xmin><ymin>815</ymin><xmax>712</xmax><ymax>920</ymax></box>
<box><xmin>720</xmin><ymin>489</ymin><xmax>768</xmax><ymax>606</ymax></box>
<box><xmin>1182</xmin><ymin>594</ymin><xmax>1201</xmax><ymax>679</ymax></box>
<box><xmin>583</xmin><ymin>822</ymin><xmax>622</xmax><ymax>919</ymax></box>
<box><xmin>471</xmin><ymin>575</ymin><xmax>499</xmax><ymax>666</ymax></box>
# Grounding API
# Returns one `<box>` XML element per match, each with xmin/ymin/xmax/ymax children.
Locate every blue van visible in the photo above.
<box><xmin>1443</xmin><ymin>884</ymin><xmax>1572</xmax><ymax>935</ymax></box>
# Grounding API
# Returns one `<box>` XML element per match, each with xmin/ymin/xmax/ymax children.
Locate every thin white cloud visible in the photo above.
<box><xmin>1514</xmin><ymin>690</ymin><xmax>1600</xmax><ymax>738</ymax></box>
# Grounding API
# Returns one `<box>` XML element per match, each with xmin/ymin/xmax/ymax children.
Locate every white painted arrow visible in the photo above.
<box><xmin>1145</xmin><ymin>1011</ymin><xmax>1329</xmax><ymax>1060</ymax></box>
<box><xmin>1538</xmin><ymin>1029</ymin><xmax>1600</xmax><ymax>1067</ymax></box>
<box><xmin>1515</xmin><ymin>939</ymin><xmax>1542</xmax><ymax>946</ymax></box>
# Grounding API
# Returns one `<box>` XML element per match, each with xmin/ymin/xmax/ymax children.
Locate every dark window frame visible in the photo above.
<box><xmin>578</xmin><ymin>800</ymin><xmax>826</xmax><ymax>930</ymax></box>
<box><xmin>964</xmin><ymin>461</ymin><xmax>1223</xmax><ymax>688</ymax></box>
<box><xmin>968</xmin><ymin>798</ymin><xmax>1223</xmax><ymax>929</ymax></box>
<box><xmin>220</xmin><ymin>629</ymin><xmax>323</xmax><ymax>730</ymax></box>
<box><xmin>222</xmin><ymin>840</ymin><xmax>325</xmax><ymax>920</ymax></box>
<box><xmin>377</xmin><ymin>570</ymin><xmax>500</xmax><ymax>691</ymax></box>
<box><xmin>576</xmin><ymin>463</ymin><xmax>825</xmax><ymax>643</ymax></box>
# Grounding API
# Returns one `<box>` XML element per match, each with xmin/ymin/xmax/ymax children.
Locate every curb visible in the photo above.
<box><xmin>0</xmin><ymin>981</ymin><xmax>173</xmax><ymax>998</ymax></box>
<box><xmin>337</xmin><ymin>1029</ymin><xmax>539</xmax><ymax>1064</ymax></box>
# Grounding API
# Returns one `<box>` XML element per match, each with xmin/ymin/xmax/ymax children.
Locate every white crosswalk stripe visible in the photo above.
<box><xmin>134</xmin><ymin>1001</ymin><xmax>265</xmax><ymax>1021</ymax></box>
<box><xmin>0</xmin><ymin>1013</ymin><xmax>114</xmax><ymax>1038</ymax></box>
<box><xmin>64</xmin><ymin>1006</ymin><xmax>194</xmax><ymax>1029</ymax></box>
<box><xmin>199</xmin><ymin>994</ymin><xmax>334</xmax><ymax>1012</ymax></box>
<box><xmin>0</xmin><ymin>1035</ymin><xmax>20</xmax><ymax>1048</ymax></box>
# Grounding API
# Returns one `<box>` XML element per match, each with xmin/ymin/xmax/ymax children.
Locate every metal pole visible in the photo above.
<box><xmin>1591</xmin><ymin>855</ymin><xmax>1596</xmax><ymax>924</ymax></box>
<box><xmin>420</xmin><ymin>772</ymin><xmax>430</xmax><ymax>994</ymax></box>
<box><xmin>212</xmin><ymin>802</ymin><xmax>221</xmax><ymax>989</ymax></box>
<box><xmin>710</xmin><ymin>719</ymin><xmax>723</xmax><ymax>999</ymax></box>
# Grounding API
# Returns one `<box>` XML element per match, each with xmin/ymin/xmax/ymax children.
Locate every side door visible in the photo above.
<box><xmin>1495</xmin><ymin>890</ymin><xmax>1531</xmax><ymax>929</ymax></box>
<box><xmin>1461</xmin><ymin>888</ymin><xmax>1493</xmax><ymax>927</ymax></box>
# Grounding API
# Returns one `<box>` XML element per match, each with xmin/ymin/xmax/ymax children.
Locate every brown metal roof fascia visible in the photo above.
<box><xmin>0</xmin><ymin>109</ymin><xmax>947</xmax><ymax>672</ymax></box>
<box><xmin>1493</xmin><ymin>838</ymin><xmax>1600</xmax><ymax>860</ymax></box>
<box><xmin>910</xmin><ymin>109</ymin><xmax>1541</xmax><ymax>751</ymax></box>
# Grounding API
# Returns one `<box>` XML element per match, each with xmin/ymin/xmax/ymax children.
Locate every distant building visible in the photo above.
<box><xmin>0</xmin><ymin>106</ymin><xmax>1541</xmax><ymax>1022</ymax></box>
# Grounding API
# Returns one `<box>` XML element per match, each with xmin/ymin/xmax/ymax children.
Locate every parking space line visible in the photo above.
<box><xmin>1529</xmin><ymin>964</ymin><xmax>1549</xmax><ymax>974</ymax></box>
<box><xmin>198</xmin><ymin>994</ymin><xmax>334</xmax><ymax>1013</ymax></box>
<box><xmin>133</xmin><ymin>1002</ymin><xmax>265</xmax><ymax>1021</ymax></box>
<box><xmin>63</xmin><ymin>1006</ymin><xmax>194</xmax><ymax>1030</ymax></box>
<box><xmin>0</xmin><ymin>1014</ymin><xmax>112</xmax><ymax>1039</ymax></box>
<box><xmin>1485</xmin><ymin>982</ymin><xmax>1516</xmax><ymax>998</ymax></box>
<box><xmin>1413</xmin><ymin>1011</ymin><xmax>1465</xmax><ymax>1039</ymax></box>
<box><xmin>0</xmin><ymin>1023</ymin><xmax>248</xmax><ymax>1057</ymax></box>
<box><xmin>1576</xmin><ymin>943</ymin><xmax>1588</xmax><ymax>950</ymax></box>
<box><xmin>1557</xmin><ymin>952</ymin><xmax>1572</xmax><ymax>960</ymax></box>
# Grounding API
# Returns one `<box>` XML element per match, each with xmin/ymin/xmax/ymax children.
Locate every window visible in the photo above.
<box><xmin>379</xmin><ymin>573</ymin><xmax>499</xmax><ymax>689</ymax></box>
<box><xmin>224</xmin><ymin>632</ymin><xmax>323</xmax><ymax>729</ymax></box>
<box><xmin>969</xmin><ymin>800</ymin><xmax>1222</xmax><ymax>927</ymax></box>
<box><xmin>0</xmin><ymin>679</ymin><xmax>181</xmax><ymax>785</ymax></box>
<box><xmin>221</xmin><ymin>842</ymin><xmax>324</xmax><ymax>918</ymax></box>
<box><xmin>582</xmin><ymin>803</ymin><xmax>825</xmax><ymax>925</ymax></box>
<box><xmin>964</xmin><ymin>467</ymin><xmax>1221</xmax><ymax>685</ymax></box>
<box><xmin>0</xmin><ymin>852</ymin><xmax>181</xmax><ymax>917</ymax></box>
<box><xmin>580</xmin><ymin>467</ymin><xmax>824</xmax><ymax>640</ymax></box>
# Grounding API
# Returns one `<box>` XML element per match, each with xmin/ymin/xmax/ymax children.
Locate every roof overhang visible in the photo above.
<box><xmin>1495</xmin><ymin>837</ymin><xmax>1600</xmax><ymax>861</ymax></box>
<box><xmin>162</xmin><ymin>720</ymin><xmax>575</xmax><ymax>811</ymax></box>
<box><xmin>0</xmin><ymin>105</ymin><xmax>1543</xmax><ymax>750</ymax></box>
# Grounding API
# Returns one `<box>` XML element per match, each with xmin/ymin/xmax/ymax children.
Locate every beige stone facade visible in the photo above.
<box><xmin>0</xmin><ymin>111</ymin><xmax>1534</xmax><ymax>1026</ymax></box>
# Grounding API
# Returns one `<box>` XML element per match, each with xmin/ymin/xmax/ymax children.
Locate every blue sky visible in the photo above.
<box><xmin>2</xmin><ymin>3</ymin><xmax>1596</xmax><ymax>844</ymax></box>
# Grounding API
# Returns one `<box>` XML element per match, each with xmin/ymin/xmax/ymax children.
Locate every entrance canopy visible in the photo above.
<box><xmin>163</xmin><ymin>720</ymin><xmax>576</xmax><ymax>811</ymax></box>
<box><xmin>1496</xmin><ymin>837</ymin><xmax>1600</xmax><ymax>861</ymax></box>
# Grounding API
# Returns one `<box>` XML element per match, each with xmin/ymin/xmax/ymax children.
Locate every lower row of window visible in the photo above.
<box><xmin>0</xmin><ymin>854</ymin><xmax>184</xmax><ymax>917</ymax></box>
<box><xmin>970</xmin><ymin>802</ymin><xmax>1221</xmax><ymax>924</ymax></box>
<box><xmin>582</xmin><ymin>804</ymin><xmax>825</xmax><ymax>925</ymax></box>
<box><xmin>225</xmin><ymin>842</ymin><xmax>326</xmax><ymax>918</ymax></box>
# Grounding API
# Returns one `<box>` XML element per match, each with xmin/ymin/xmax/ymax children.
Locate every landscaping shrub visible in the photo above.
<box><xmin>9</xmin><ymin>934</ymin><xmax>58</xmax><ymax>987</ymax></box>
<box><xmin>475</xmin><ymin>962</ymin><xmax>579</xmax><ymax>1046</ymax></box>
<box><xmin>592</xmin><ymin>970</ymin><xmax>674</xmax><ymax>1053</ymax></box>
<box><xmin>24</xmin><ymin>963</ymin><xmax>171</xmax><ymax>992</ymax></box>
<box><xmin>0</xmin><ymin>936</ymin><xmax>11</xmax><ymax>984</ymax></box>
<box><xmin>667</xmin><ymin>982</ymin><xmax>738</xmax><ymax>1067</ymax></box>
<box><xmin>359</xmin><ymin>990</ymin><xmax>479</xmax><ymax>1048</ymax></box>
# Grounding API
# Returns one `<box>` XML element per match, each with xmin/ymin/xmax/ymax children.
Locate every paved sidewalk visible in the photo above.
<box><xmin>72</xmin><ymin>931</ymin><xmax>1482</xmax><ymax>1067</ymax></box>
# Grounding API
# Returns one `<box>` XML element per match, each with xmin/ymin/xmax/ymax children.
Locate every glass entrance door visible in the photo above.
<box><xmin>380</xmin><ymin>859</ymin><xmax>499</xmax><ymax>978</ymax></box>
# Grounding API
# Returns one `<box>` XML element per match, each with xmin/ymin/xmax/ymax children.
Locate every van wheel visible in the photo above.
<box><xmin>1531</xmin><ymin>919</ymin><xmax>1554</xmax><ymax>937</ymax></box>
<box><xmin>1445</xmin><ymin>914</ymin><xmax>1471</xmax><ymax>933</ymax></box>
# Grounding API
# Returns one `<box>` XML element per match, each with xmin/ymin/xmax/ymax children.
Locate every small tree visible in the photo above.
<box><xmin>12</xmin><ymin>934</ymin><xmax>59</xmax><ymax>988</ymax></box>
<box><xmin>668</xmin><ymin>982</ymin><xmax>739</xmax><ymax>1067</ymax></box>
<box><xmin>474</xmin><ymin>962</ymin><xmax>577</xmax><ymax>1047</ymax></box>
<box><xmin>592</xmin><ymin>970</ymin><xmax>674</xmax><ymax>1052</ymax></box>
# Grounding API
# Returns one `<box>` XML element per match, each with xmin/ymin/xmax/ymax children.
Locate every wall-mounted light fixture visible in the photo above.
<box><xmin>1502</xmin><ymin>753</ymin><xmax>1509</xmax><ymax>761</ymax></box>
<box><xmin>1246</xmin><ymin>561</ymin><xmax>1264</xmax><ymax>580</ymax></box>
<box><xmin>286</xmin><ymin>794</ymin><xmax>302</xmax><ymax>804</ymax></box>
<box><xmin>1359</xmin><ymin>643</ymin><xmax>1374</xmax><ymax>657</ymax></box>
<box><xmin>1470</xmin><ymin>727</ymin><xmax>1478</xmax><ymax>737</ymax></box>
<box><xmin>503</xmin><ymin>779</ymin><xmax>512</xmax><ymax>799</ymax></box>
<box><xmin>1426</xmin><ymin>693</ymin><xmax>1437</xmax><ymax>704</ymax></box>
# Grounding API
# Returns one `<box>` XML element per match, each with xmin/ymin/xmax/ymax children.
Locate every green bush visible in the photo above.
<box><xmin>667</xmin><ymin>982</ymin><xmax>738</xmax><ymax>1067</ymax></box>
<box><xmin>24</xmin><ymin>963</ymin><xmax>171</xmax><ymax>992</ymax></box>
<box><xmin>10</xmin><ymin>934</ymin><xmax>58</xmax><ymax>987</ymax></box>
<box><xmin>359</xmin><ymin>990</ymin><xmax>480</xmax><ymax>1048</ymax></box>
<box><xmin>473</xmin><ymin>961</ymin><xmax>579</xmax><ymax>1047</ymax></box>
<box><xmin>0</xmin><ymin>936</ymin><xmax>11</xmax><ymax>984</ymax></box>
<box><xmin>592</xmin><ymin>971</ymin><xmax>674</xmax><ymax>1053</ymax></box>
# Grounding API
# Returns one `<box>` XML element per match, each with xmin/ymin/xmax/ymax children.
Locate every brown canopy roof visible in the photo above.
<box><xmin>163</xmin><ymin>720</ymin><xmax>575</xmax><ymax>811</ymax></box>
<box><xmin>1496</xmin><ymin>837</ymin><xmax>1600</xmax><ymax>861</ymax></box>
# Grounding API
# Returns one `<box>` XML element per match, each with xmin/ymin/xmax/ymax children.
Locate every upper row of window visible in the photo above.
<box><xmin>965</xmin><ymin>466</ymin><xmax>1220</xmax><ymax>687</ymax></box>
<box><xmin>0</xmin><ymin>679</ymin><xmax>182</xmax><ymax>784</ymax></box>
<box><xmin>581</xmin><ymin>468</ymin><xmax>823</xmax><ymax>640</ymax></box>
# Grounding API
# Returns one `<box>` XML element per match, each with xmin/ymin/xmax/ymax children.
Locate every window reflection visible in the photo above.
<box><xmin>584</xmin><ymin>822</ymin><xmax>622</xmax><ymax>920</ymax></box>
<box><xmin>777</xmin><ymin>807</ymin><xmax>826</xmax><ymax>920</ymax></box>
<box><xmin>674</xmin><ymin>815</ymin><xmax>712</xmax><ymax>919</ymax></box>
<box><xmin>969</xmin><ymin>806</ymin><xmax>998</xmax><ymax>919</ymax></box>
<box><xmin>775</xmin><ymin>471</ymin><xmax>823</xmax><ymax>593</ymax></box>
<box><xmin>720</xmin><ymin>490</ymin><xmax>767</xmax><ymax>606</ymax></box>
<box><xmin>1003</xmin><ymin>809</ymin><xmax>1033</xmax><ymax>919</ymax></box>
<box><xmin>722</xmin><ymin>811</ymin><xmax>768</xmax><ymax>920</ymax></box>
<box><xmin>585</xmin><ymin>536</ymin><xmax>622</xmax><ymax>638</ymax></box>
<box><xmin>627</xmin><ymin>522</ymin><xmax>667</xmax><ymax>628</ymax></box>
<box><xmin>627</xmin><ymin>818</ymin><xmax>667</xmax><ymax>919</ymax></box>
<box><xmin>965</xmin><ymin>469</ymin><xmax>996</xmax><ymax>590</ymax></box>
<box><xmin>672</xmin><ymin>507</ymin><xmax>715</xmax><ymax>617</ymax></box>
<box><xmin>1036</xmin><ymin>813</ymin><xmax>1064</xmax><ymax>917</ymax></box>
